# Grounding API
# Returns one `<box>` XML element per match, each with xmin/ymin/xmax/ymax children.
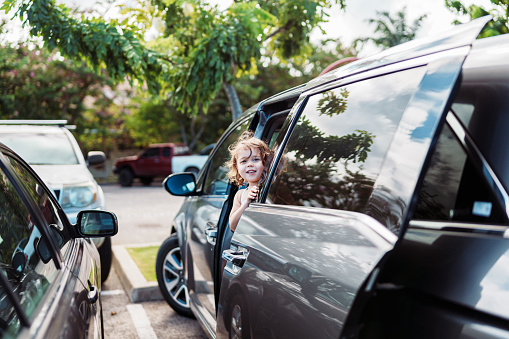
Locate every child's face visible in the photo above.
<box><xmin>236</xmin><ymin>147</ymin><xmax>264</xmax><ymax>184</ymax></box>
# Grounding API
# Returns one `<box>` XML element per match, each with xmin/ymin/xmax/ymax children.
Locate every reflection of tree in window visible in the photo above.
<box><xmin>272</xmin><ymin>116</ymin><xmax>375</xmax><ymax>211</ymax></box>
<box><xmin>317</xmin><ymin>88</ymin><xmax>349</xmax><ymax>117</ymax></box>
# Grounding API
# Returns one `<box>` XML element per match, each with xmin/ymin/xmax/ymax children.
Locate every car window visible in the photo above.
<box><xmin>267</xmin><ymin>67</ymin><xmax>426</xmax><ymax>211</ymax></box>
<box><xmin>0</xmin><ymin>160</ymin><xmax>61</xmax><ymax>336</ymax></box>
<box><xmin>0</xmin><ymin>133</ymin><xmax>78</xmax><ymax>165</ymax></box>
<box><xmin>141</xmin><ymin>148</ymin><xmax>160</xmax><ymax>158</ymax></box>
<box><xmin>412</xmin><ymin>123</ymin><xmax>509</xmax><ymax>225</ymax></box>
<box><xmin>203</xmin><ymin>118</ymin><xmax>252</xmax><ymax>195</ymax></box>
<box><xmin>6</xmin><ymin>156</ymin><xmax>70</xmax><ymax>250</ymax></box>
<box><xmin>162</xmin><ymin>147</ymin><xmax>171</xmax><ymax>157</ymax></box>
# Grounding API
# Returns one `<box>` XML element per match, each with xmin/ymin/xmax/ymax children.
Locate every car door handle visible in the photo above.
<box><xmin>222</xmin><ymin>249</ymin><xmax>247</xmax><ymax>268</ymax></box>
<box><xmin>88</xmin><ymin>283</ymin><xmax>98</xmax><ymax>304</ymax></box>
<box><xmin>205</xmin><ymin>221</ymin><xmax>217</xmax><ymax>245</ymax></box>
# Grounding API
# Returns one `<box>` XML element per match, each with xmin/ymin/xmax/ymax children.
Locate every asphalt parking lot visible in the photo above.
<box><xmin>101</xmin><ymin>182</ymin><xmax>206</xmax><ymax>338</ymax></box>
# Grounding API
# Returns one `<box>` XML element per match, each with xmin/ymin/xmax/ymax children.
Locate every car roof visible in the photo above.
<box><xmin>0</xmin><ymin>124</ymin><xmax>67</xmax><ymax>134</ymax></box>
<box><xmin>303</xmin><ymin>15</ymin><xmax>492</xmax><ymax>92</ymax></box>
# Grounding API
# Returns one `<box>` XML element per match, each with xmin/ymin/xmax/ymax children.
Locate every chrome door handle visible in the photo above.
<box><xmin>205</xmin><ymin>221</ymin><xmax>217</xmax><ymax>245</ymax></box>
<box><xmin>222</xmin><ymin>249</ymin><xmax>247</xmax><ymax>268</ymax></box>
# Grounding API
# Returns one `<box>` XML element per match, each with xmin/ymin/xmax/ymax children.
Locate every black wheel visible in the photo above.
<box><xmin>98</xmin><ymin>237</ymin><xmax>112</xmax><ymax>283</ymax></box>
<box><xmin>156</xmin><ymin>234</ymin><xmax>194</xmax><ymax>318</ymax></box>
<box><xmin>184</xmin><ymin>167</ymin><xmax>199</xmax><ymax>175</ymax></box>
<box><xmin>141</xmin><ymin>177</ymin><xmax>153</xmax><ymax>186</ymax></box>
<box><xmin>229</xmin><ymin>294</ymin><xmax>250</xmax><ymax>339</ymax></box>
<box><xmin>118</xmin><ymin>168</ymin><xmax>134</xmax><ymax>186</ymax></box>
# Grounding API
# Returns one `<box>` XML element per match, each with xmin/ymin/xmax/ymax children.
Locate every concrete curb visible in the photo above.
<box><xmin>112</xmin><ymin>244</ymin><xmax>164</xmax><ymax>303</ymax></box>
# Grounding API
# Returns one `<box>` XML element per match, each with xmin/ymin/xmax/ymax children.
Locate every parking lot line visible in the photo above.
<box><xmin>126</xmin><ymin>304</ymin><xmax>157</xmax><ymax>339</ymax></box>
<box><xmin>101</xmin><ymin>289</ymin><xmax>125</xmax><ymax>296</ymax></box>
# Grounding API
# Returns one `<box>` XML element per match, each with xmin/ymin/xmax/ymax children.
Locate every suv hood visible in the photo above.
<box><xmin>31</xmin><ymin>164</ymin><xmax>95</xmax><ymax>186</ymax></box>
<box><xmin>115</xmin><ymin>155</ymin><xmax>138</xmax><ymax>163</ymax></box>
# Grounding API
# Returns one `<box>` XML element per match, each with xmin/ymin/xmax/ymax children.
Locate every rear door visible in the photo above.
<box><xmin>341</xmin><ymin>43</ymin><xmax>509</xmax><ymax>338</ymax></box>
<box><xmin>217</xmin><ymin>45</ymin><xmax>474</xmax><ymax>338</ymax></box>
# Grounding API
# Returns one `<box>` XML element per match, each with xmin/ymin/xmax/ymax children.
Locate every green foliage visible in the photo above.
<box><xmin>445</xmin><ymin>0</ymin><xmax>509</xmax><ymax>37</ymax></box>
<box><xmin>354</xmin><ymin>6</ymin><xmax>427</xmax><ymax>50</ymax></box>
<box><xmin>3</xmin><ymin>0</ymin><xmax>169</xmax><ymax>93</ymax></box>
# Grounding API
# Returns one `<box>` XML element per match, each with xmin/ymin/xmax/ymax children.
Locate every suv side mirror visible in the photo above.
<box><xmin>87</xmin><ymin>151</ymin><xmax>106</xmax><ymax>167</ymax></box>
<box><xmin>76</xmin><ymin>210</ymin><xmax>118</xmax><ymax>237</ymax></box>
<box><xmin>163</xmin><ymin>173</ymin><xmax>197</xmax><ymax>196</ymax></box>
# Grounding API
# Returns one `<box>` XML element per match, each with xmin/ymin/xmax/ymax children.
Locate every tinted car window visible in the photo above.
<box><xmin>141</xmin><ymin>148</ymin><xmax>159</xmax><ymax>158</ymax></box>
<box><xmin>413</xmin><ymin>123</ymin><xmax>509</xmax><ymax>225</ymax></box>
<box><xmin>451</xmin><ymin>75</ymin><xmax>509</xmax><ymax>195</ymax></box>
<box><xmin>0</xmin><ymin>162</ymin><xmax>59</xmax><ymax>335</ymax></box>
<box><xmin>7</xmin><ymin>156</ymin><xmax>69</xmax><ymax>250</ymax></box>
<box><xmin>203</xmin><ymin>118</ymin><xmax>251</xmax><ymax>195</ymax></box>
<box><xmin>267</xmin><ymin>67</ymin><xmax>425</xmax><ymax>211</ymax></box>
<box><xmin>162</xmin><ymin>147</ymin><xmax>171</xmax><ymax>157</ymax></box>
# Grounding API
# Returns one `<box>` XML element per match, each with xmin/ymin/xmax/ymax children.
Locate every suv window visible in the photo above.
<box><xmin>413</xmin><ymin>123</ymin><xmax>509</xmax><ymax>225</ymax></box>
<box><xmin>203</xmin><ymin>118</ymin><xmax>252</xmax><ymax>195</ymax></box>
<box><xmin>267</xmin><ymin>67</ymin><xmax>426</xmax><ymax>211</ymax></box>
<box><xmin>0</xmin><ymin>161</ymin><xmax>60</xmax><ymax>334</ymax></box>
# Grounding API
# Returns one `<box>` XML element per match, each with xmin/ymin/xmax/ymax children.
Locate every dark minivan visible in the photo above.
<box><xmin>158</xmin><ymin>16</ymin><xmax>509</xmax><ymax>338</ymax></box>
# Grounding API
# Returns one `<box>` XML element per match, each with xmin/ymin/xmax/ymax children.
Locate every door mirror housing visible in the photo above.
<box><xmin>87</xmin><ymin>151</ymin><xmax>106</xmax><ymax>167</ymax></box>
<box><xmin>163</xmin><ymin>173</ymin><xmax>197</xmax><ymax>196</ymax></box>
<box><xmin>76</xmin><ymin>210</ymin><xmax>118</xmax><ymax>237</ymax></box>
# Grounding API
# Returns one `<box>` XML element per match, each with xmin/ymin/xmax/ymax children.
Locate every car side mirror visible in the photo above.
<box><xmin>76</xmin><ymin>210</ymin><xmax>118</xmax><ymax>237</ymax></box>
<box><xmin>163</xmin><ymin>173</ymin><xmax>197</xmax><ymax>196</ymax></box>
<box><xmin>87</xmin><ymin>151</ymin><xmax>106</xmax><ymax>167</ymax></box>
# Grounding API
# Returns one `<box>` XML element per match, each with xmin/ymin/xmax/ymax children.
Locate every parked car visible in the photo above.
<box><xmin>0</xmin><ymin>142</ymin><xmax>117</xmax><ymax>338</ymax></box>
<box><xmin>0</xmin><ymin>121</ymin><xmax>113</xmax><ymax>282</ymax></box>
<box><xmin>157</xmin><ymin>16</ymin><xmax>509</xmax><ymax>339</ymax></box>
<box><xmin>113</xmin><ymin>143</ymin><xmax>209</xmax><ymax>186</ymax></box>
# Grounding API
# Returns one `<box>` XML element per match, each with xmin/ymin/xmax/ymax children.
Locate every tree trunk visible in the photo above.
<box><xmin>223</xmin><ymin>81</ymin><xmax>242</xmax><ymax>122</ymax></box>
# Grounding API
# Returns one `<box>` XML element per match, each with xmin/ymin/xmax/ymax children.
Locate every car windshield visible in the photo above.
<box><xmin>0</xmin><ymin>133</ymin><xmax>79</xmax><ymax>165</ymax></box>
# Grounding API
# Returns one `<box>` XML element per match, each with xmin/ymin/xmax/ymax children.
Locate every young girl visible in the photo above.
<box><xmin>226</xmin><ymin>131</ymin><xmax>271</xmax><ymax>231</ymax></box>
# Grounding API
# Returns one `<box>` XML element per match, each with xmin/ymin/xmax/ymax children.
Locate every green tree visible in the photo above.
<box><xmin>0</xmin><ymin>40</ymin><xmax>113</xmax><ymax>122</ymax></box>
<box><xmin>354</xmin><ymin>7</ymin><xmax>427</xmax><ymax>51</ymax></box>
<box><xmin>445</xmin><ymin>0</ymin><xmax>509</xmax><ymax>37</ymax></box>
<box><xmin>2</xmin><ymin>0</ymin><xmax>346</xmax><ymax>122</ymax></box>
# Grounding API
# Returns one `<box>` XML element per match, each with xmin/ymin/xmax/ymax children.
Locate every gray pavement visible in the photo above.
<box><xmin>102</xmin><ymin>263</ymin><xmax>206</xmax><ymax>339</ymax></box>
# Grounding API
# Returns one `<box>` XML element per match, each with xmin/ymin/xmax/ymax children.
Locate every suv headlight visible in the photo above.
<box><xmin>61</xmin><ymin>183</ymin><xmax>97</xmax><ymax>208</ymax></box>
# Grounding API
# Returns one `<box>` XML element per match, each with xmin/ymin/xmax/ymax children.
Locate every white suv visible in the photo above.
<box><xmin>0</xmin><ymin>120</ymin><xmax>112</xmax><ymax>282</ymax></box>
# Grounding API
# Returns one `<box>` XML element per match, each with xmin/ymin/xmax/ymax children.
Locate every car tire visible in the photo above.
<box><xmin>118</xmin><ymin>168</ymin><xmax>134</xmax><ymax>186</ymax></box>
<box><xmin>229</xmin><ymin>293</ymin><xmax>250</xmax><ymax>339</ymax></box>
<box><xmin>156</xmin><ymin>234</ymin><xmax>194</xmax><ymax>318</ymax></box>
<box><xmin>141</xmin><ymin>177</ymin><xmax>153</xmax><ymax>186</ymax></box>
<box><xmin>99</xmin><ymin>237</ymin><xmax>112</xmax><ymax>283</ymax></box>
<box><xmin>184</xmin><ymin>167</ymin><xmax>199</xmax><ymax>175</ymax></box>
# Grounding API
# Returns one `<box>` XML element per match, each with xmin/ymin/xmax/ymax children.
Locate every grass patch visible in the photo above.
<box><xmin>126</xmin><ymin>246</ymin><xmax>159</xmax><ymax>282</ymax></box>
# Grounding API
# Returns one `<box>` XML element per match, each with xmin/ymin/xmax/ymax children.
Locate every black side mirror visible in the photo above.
<box><xmin>76</xmin><ymin>210</ymin><xmax>118</xmax><ymax>237</ymax></box>
<box><xmin>87</xmin><ymin>151</ymin><xmax>106</xmax><ymax>167</ymax></box>
<box><xmin>163</xmin><ymin>173</ymin><xmax>197</xmax><ymax>196</ymax></box>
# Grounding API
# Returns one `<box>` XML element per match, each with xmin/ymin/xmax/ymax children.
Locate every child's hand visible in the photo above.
<box><xmin>245</xmin><ymin>185</ymin><xmax>259</xmax><ymax>204</ymax></box>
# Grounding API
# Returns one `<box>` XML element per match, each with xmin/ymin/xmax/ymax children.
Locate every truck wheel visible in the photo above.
<box><xmin>118</xmin><ymin>168</ymin><xmax>134</xmax><ymax>186</ymax></box>
<box><xmin>141</xmin><ymin>177</ymin><xmax>153</xmax><ymax>186</ymax></box>
<box><xmin>184</xmin><ymin>167</ymin><xmax>199</xmax><ymax>175</ymax></box>
<box><xmin>156</xmin><ymin>234</ymin><xmax>194</xmax><ymax>318</ymax></box>
<box><xmin>98</xmin><ymin>237</ymin><xmax>112</xmax><ymax>283</ymax></box>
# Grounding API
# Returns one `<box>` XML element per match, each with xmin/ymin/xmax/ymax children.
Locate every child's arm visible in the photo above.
<box><xmin>229</xmin><ymin>186</ymin><xmax>259</xmax><ymax>231</ymax></box>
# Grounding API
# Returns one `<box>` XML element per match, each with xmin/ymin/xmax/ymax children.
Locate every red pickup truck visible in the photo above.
<box><xmin>113</xmin><ymin>143</ymin><xmax>210</xmax><ymax>186</ymax></box>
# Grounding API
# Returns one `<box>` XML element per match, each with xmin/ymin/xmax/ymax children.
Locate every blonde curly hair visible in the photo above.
<box><xmin>226</xmin><ymin>131</ymin><xmax>271</xmax><ymax>186</ymax></box>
